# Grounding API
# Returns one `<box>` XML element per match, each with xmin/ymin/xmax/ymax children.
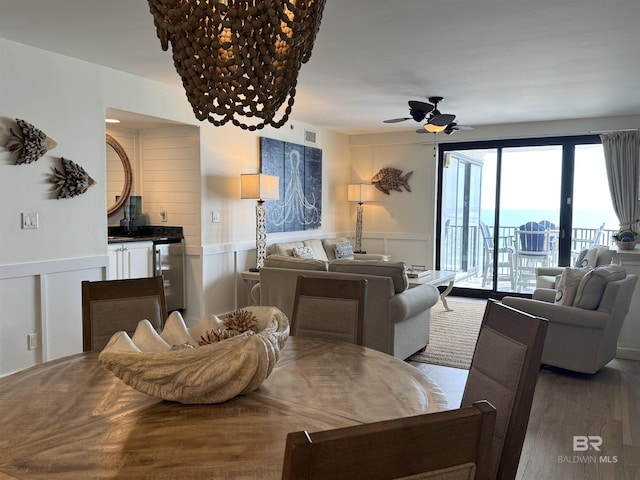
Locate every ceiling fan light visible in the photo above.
<box><xmin>425</xmin><ymin>123</ymin><xmax>446</xmax><ymax>133</ymax></box>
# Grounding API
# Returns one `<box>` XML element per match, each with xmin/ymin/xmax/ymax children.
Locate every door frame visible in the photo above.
<box><xmin>435</xmin><ymin>134</ymin><xmax>602</xmax><ymax>299</ymax></box>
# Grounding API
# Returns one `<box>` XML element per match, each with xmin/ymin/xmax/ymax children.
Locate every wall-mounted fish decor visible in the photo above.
<box><xmin>371</xmin><ymin>167</ymin><xmax>413</xmax><ymax>195</ymax></box>
<box><xmin>50</xmin><ymin>157</ymin><xmax>95</xmax><ymax>199</ymax></box>
<box><xmin>5</xmin><ymin>119</ymin><xmax>57</xmax><ymax>165</ymax></box>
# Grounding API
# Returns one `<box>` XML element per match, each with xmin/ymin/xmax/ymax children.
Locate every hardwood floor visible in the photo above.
<box><xmin>409</xmin><ymin>358</ymin><xmax>640</xmax><ymax>479</ymax></box>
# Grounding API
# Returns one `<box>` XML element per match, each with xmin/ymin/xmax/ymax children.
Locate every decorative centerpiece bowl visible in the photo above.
<box><xmin>99</xmin><ymin>306</ymin><xmax>289</xmax><ymax>404</ymax></box>
<box><xmin>613</xmin><ymin>229</ymin><xmax>638</xmax><ymax>251</ymax></box>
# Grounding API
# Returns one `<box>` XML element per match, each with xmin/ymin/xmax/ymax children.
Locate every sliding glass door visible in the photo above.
<box><xmin>437</xmin><ymin>135</ymin><xmax>618</xmax><ymax>297</ymax></box>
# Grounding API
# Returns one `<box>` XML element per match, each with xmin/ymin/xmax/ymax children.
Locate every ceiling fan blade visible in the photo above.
<box><xmin>415</xmin><ymin>128</ymin><xmax>429</xmax><ymax>134</ymax></box>
<box><xmin>383</xmin><ymin>117</ymin><xmax>411</xmax><ymax>123</ymax></box>
<box><xmin>428</xmin><ymin>113</ymin><xmax>456</xmax><ymax>126</ymax></box>
<box><xmin>444</xmin><ymin>123</ymin><xmax>474</xmax><ymax>135</ymax></box>
<box><xmin>408</xmin><ymin>100</ymin><xmax>434</xmax><ymax>114</ymax></box>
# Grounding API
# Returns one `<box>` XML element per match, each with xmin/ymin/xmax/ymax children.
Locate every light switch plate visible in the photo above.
<box><xmin>28</xmin><ymin>333</ymin><xmax>39</xmax><ymax>350</ymax></box>
<box><xmin>22</xmin><ymin>212</ymin><xmax>39</xmax><ymax>229</ymax></box>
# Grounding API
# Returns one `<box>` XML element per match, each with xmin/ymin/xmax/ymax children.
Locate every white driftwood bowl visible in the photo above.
<box><xmin>98</xmin><ymin>306</ymin><xmax>289</xmax><ymax>404</ymax></box>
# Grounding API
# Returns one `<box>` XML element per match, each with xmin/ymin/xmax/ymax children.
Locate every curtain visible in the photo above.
<box><xmin>600</xmin><ymin>131</ymin><xmax>640</xmax><ymax>233</ymax></box>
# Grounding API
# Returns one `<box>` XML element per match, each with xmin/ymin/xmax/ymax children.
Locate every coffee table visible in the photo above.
<box><xmin>408</xmin><ymin>270</ymin><xmax>457</xmax><ymax>311</ymax></box>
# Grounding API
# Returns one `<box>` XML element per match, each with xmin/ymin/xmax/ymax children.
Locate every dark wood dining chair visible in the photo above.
<box><xmin>282</xmin><ymin>400</ymin><xmax>496</xmax><ymax>480</ymax></box>
<box><xmin>461</xmin><ymin>299</ymin><xmax>548</xmax><ymax>480</ymax></box>
<box><xmin>290</xmin><ymin>276</ymin><xmax>367</xmax><ymax>345</ymax></box>
<box><xmin>82</xmin><ymin>276</ymin><xmax>168</xmax><ymax>351</ymax></box>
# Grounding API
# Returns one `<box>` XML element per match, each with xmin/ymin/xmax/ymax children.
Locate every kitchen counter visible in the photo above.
<box><xmin>107</xmin><ymin>225</ymin><xmax>183</xmax><ymax>244</ymax></box>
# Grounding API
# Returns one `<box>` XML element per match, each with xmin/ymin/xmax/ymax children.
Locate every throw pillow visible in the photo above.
<box><xmin>580</xmin><ymin>246</ymin><xmax>612</xmax><ymax>268</ymax></box>
<box><xmin>322</xmin><ymin>237</ymin><xmax>352</xmax><ymax>260</ymax></box>
<box><xmin>303</xmin><ymin>239</ymin><xmax>329</xmax><ymax>262</ymax></box>
<box><xmin>555</xmin><ymin>267</ymin><xmax>591</xmax><ymax>305</ymax></box>
<box><xmin>573</xmin><ymin>264</ymin><xmax>626</xmax><ymax>310</ymax></box>
<box><xmin>574</xmin><ymin>248</ymin><xmax>589</xmax><ymax>267</ymax></box>
<box><xmin>292</xmin><ymin>246</ymin><xmax>315</xmax><ymax>259</ymax></box>
<box><xmin>334</xmin><ymin>241</ymin><xmax>355</xmax><ymax>260</ymax></box>
<box><xmin>581</xmin><ymin>247</ymin><xmax>600</xmax><ymax>268</ymax></box>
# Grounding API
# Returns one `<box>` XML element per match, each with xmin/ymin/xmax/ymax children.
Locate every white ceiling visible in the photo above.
<box><xmin>1</xmin><ymin>0</ymin><xmax>639</xmax><ymax>135</ymax></box>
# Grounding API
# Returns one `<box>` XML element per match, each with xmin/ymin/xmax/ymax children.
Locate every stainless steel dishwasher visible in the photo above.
<box><xmin>153</xmin><ymin>237</ymin><xmax>185</xmax><ymax>313</ymax></box>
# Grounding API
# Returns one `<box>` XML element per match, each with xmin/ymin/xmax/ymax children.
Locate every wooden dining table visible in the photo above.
<box><xmin>0</xmin><ymin>336</ymin><xmax>447</xmax><ymax>480</ymax></box>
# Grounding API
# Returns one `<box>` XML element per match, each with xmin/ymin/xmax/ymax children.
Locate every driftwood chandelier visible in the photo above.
<box><xmin>147</xmin><ymin>0</ymin><xmax>326</xmax><ymax>130</ymax></box>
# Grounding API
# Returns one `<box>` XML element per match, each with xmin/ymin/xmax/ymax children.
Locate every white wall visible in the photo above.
<box><xmin>0</xmin><ymin>38</ymin><xmax>350</xmax><ymax>375</ymax></box>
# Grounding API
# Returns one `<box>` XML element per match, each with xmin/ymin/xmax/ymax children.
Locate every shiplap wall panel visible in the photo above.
<box><xmin>141</xmin><ymin>127</ymin><xmax>200</xmax><ymax>249</ymax></box>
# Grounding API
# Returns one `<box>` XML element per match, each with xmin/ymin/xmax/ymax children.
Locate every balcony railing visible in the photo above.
<box><xmin>442</xmin><ymin>224</ymin><xmax>617</xmax><ymax>292</ymax></box>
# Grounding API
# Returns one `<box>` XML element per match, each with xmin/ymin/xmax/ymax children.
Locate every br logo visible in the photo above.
<box><xmin>573</xmin><ymin>436</ymin><xmax>602</xmax><ymax>451</ymax></box>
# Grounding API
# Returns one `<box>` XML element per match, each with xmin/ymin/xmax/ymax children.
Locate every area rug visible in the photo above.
<box><xmin>408</xmin><ymin>299</ymin><xmax>486</xmax><ymax>370</ymax></box>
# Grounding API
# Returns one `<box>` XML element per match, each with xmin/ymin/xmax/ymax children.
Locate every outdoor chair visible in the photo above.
<box><xmin>513</xmin><ymin>221</ymin><xmax>556</xmax><ymax>291</ymax></box>
<box><xmin>571</xmin><ymin>223</ymin><xmax>606</xmax><ymax>263</ymax></box>
<box><xmin>480</xmin><ymin>221</ymin><xmax>515</xmax><ymax>289</ymax></box>
<box><xmin>82</xmin><ymin>276</ymin><xmax>168</xmax><ymax>351</ymax></box>
<box><xmin>461</xmin><ymin>299</ymin><xmax>548</xmax><ymax>480</ymax></box>
<box><xmin>282</xmin><ymin>400</ymin><xmax>497</xmax><ymax>480</ymax></box>
<box><xmin>291</xmin><ymin>276</ymin><xmax>368</xmax><ymax>345</ymax></box>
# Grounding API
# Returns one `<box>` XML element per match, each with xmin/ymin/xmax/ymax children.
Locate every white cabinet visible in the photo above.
<box><xmin>107</xmin><ymin>241</ymin><xmax>153</xmax><ymax>280</ymax></box>
<box><xmin>614</xmin><ymin>247</ymin><xmax>640</xmax><ymax>360</ymax></box>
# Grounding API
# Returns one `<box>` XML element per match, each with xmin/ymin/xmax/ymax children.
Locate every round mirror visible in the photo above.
<box><xmin>106</xmin><ymin>134</ymin><xmax>133</xmax><ymax>216</ymax></box>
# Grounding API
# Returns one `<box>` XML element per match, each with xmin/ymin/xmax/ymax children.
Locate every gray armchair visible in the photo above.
<box><xmin>535</xmin><ymin>246</ymin><xmax>615</xmax><ymax>290</ymax></box>
<box><xmin>503</xmin><ymin>272</ymin><xmax>637</xmax><ymax>374</ymax></box>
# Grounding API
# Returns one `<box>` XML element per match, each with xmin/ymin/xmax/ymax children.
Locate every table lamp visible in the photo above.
<box><xmin>241</xmin><ymin>173</ymin><xmax>280</xmax><ymax>271</ymax></box>
<box><xmin>348</xmin><ymin>183</ymin><xmax>376</xmax><ymax>253</ymax></box>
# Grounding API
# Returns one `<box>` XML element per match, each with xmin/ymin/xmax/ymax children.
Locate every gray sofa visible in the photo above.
<box><xmin>252</xmin><ymin>256</ymin><xmax>439</xmax><ymax>359</ymax></box>
<box><xmin>266</xmin><ymin>236</ymin><xmax>390</xmax><ymax>262</ymax></box>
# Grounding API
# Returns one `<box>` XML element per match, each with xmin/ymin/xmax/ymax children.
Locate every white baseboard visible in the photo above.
<box><xmin>616</xmin><ymin>346</ymin><xmax>640</xmax><ymax>361</ymax></box>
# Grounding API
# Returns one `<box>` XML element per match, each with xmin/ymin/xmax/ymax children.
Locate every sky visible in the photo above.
<box><xmin>478</xmin><ymin>144</ymin><xmax>619</xmax><ymax>231</ymax></box>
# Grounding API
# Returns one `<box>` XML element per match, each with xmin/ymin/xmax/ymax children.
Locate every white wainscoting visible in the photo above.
<box><xmin>359</xmin><ymin>232</ymin><xmax>433</xmax><ymax>268</ymax></box>
<box><xmin>0</xmin><ymin>232</ymin><xmax>433</xmax><ymax>377</ymax></box>
<box><xmin>0</xmin><ymin>256</ymin><xmax>106</xmax><ymax>377</ymax></box>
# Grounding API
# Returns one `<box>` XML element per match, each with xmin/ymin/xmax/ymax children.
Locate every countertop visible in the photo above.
<box><xmin>107</xmin><ymin>225</ymin><xmax>183</xmax><ymax>244</ymax></box>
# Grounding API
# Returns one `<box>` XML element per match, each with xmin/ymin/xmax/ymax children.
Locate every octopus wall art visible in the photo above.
<box><xmin>260</xmin><ymin>137</ymin><xmax>322</xmax><ymax>232</ymax></box>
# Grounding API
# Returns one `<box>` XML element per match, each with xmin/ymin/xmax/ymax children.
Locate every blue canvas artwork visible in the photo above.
<box><xmin>260</xmin><ymin>137</ymin><xmax>322</xmax><ymax>232</ymax></box>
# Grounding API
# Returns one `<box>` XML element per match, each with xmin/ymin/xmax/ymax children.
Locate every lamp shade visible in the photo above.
<box><xmin>348</xmin><ymin>183</ymin><xmax>376</xmax><ymax>203</ymax></box>
<box><xmin>241</xmin><ymin>174</ymin><xmax>280</xmax><ymax>200</ymax></box>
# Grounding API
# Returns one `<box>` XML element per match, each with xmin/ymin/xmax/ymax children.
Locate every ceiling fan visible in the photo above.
<box><xmin>384</xmin><ymin>96</ymin><xmax>473</xmax><ymax>134</ymax></box>
<box><xmin>416</xmin><ymin>122</ymin><xmax>475</xmax><ymax>136</ymax></box>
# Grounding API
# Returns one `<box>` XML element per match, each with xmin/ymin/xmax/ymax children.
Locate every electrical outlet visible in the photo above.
<box><xmin>212</xmin><ymin>211</ymin><xmax>221</xmax><ymax>223</ymax></box>
<box><xmin>27</xmin><ymin>333</ymin><xmax>39</xmax><ymax>350</ymax></box>
<box><xmin>160</xmin><ymin>208</ymin><xmax>168</xmax><ymax>222</ymax></box>
<box><xmin>22</xmin><ymin>212</ymin><xmax>39</xmax><ymax>229</ymax></box>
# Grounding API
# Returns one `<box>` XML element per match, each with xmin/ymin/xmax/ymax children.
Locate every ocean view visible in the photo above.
<box><xmin>481</xmin><ymin>209</ymin><xmax>619</xmax><ymax>232</ymax></box>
